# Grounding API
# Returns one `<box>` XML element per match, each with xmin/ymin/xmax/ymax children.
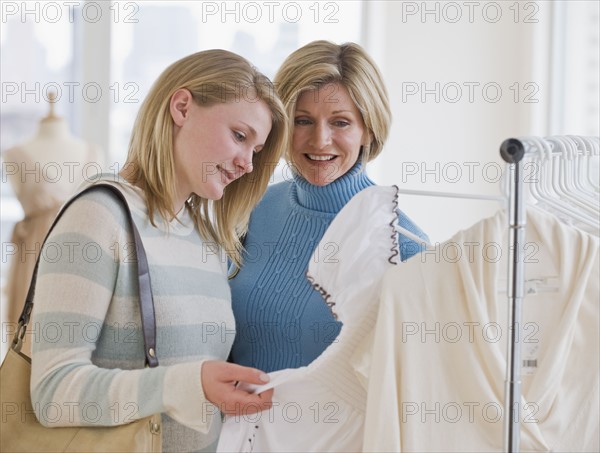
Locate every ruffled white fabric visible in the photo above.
<box><xmin>217</xmin><ymin>185</ymin><xmax>400</xmax><ymax>452</ymax></box>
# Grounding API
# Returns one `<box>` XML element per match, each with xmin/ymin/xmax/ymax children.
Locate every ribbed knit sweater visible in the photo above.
<box><xmin>30</xmin><ymin>175</ymin><xmax>234</xmax><ymax>453</ymax></box>
<box><xmin>229</xmin><ymin>164</ymin><xmax>428</xmax><ymax>373</ymax></box>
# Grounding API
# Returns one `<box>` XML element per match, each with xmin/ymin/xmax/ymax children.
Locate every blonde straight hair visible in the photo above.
<box><xmin>125</xmin><ymin>49</ymin><xmax>288</xmax><ymax>266</ymax></box>
<box><xmin>274</xmin><ymin>40</ymin><xmax>391</xmax><ymax>165</ymax></box>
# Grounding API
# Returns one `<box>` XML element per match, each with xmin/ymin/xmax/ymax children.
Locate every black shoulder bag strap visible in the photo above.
<box><xmin>11</xmin><ymin>183</ymin><xmax>159</xmax><ymax>368</ymax></box>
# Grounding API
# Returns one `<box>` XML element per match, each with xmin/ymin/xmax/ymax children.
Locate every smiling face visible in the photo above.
<box><xmin>291</xmin><ymin>82</ymin><xmax>370</xmax><ymax>186</ymax></box>
<box><xmin>170</xmin><ymin>89</ymin><xmax>272</xmax><ymax>207</ymax></box>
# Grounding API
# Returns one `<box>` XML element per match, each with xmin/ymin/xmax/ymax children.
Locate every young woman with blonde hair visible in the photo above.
<box><xmin>29</xmin><ymin>49</ymin><xmax>287</xmax><ymax>452</ymax></box>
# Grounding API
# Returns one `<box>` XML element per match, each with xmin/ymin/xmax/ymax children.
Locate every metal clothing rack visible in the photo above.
<box><xmin>499</xmin><ymin>135</ymin><xmax>599</xmax><ymax>452</ymax></box>
<box><xmin>393</xmin><ymin>135</ymin><xmax>598</xmax><ymax>451</ymax></box>
<box><xmin>499</xmin><ymin>138</ymin><xmax>527</xmax><ymax>453</ymax></box>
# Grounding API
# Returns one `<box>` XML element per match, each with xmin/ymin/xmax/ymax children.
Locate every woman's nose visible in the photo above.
<box><xmin>309</xmin><ymin>123</ymin><xmax>332</xmax><ymax>150</ymax></box>
<box><xmin>233</xmin><ymin>148</ymin><xmax>254</xmax><ymax>174</ymax></box>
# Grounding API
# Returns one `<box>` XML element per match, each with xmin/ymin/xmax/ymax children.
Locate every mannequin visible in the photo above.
<box><xmin>2</xmin><ymin>93</ymin><xmax>103</xmax><ymax>356</ymax></box>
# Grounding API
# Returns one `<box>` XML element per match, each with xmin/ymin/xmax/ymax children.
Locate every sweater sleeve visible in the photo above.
<box><xmin>397</xmin><ymin>209</ymin><xmax>430</xmax><ymax>261</ymax></box>
<box><xmin>29</xmin><ymin>192</ymin><xmax>213</xmax><ymax>433</ymax></box>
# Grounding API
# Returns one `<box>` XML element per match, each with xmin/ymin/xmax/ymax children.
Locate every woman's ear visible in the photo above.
<box><xmin>361</xmin><ymin>128</ymin><xmax>374</xmax><ymax>151</ymax></box>
<box><xmin>170</xmin><ymin>88</ymin><xmax>193</xmax><ymax>127</ymax></box>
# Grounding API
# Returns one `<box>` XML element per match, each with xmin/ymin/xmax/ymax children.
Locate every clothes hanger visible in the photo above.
<box><xmin>550</xmin><ymin>137</ymin><xmax>598</xmax><ymax>214</ymax></box>
<box><xmin>528</xmin><ymin>136</ymin><xmax>599</xmax><ymax>229</ymax></box>
<box><xmin>575</xmin><ymin>136</ymin><xmax>600</xmax><ymax>194</ymax></box>
<box><xmin>566</xmin><ymin>136</ymin><xmax>598</xmax><ymax>201</ymax></box>
<box><xmin>564</xmin><ymin>136</ymin><xmax>599</xmax><ymax>208</ymax></box>
<box><xmin>524</xmin><ymin>137</ymin><xmax>597</xmax><ymax>227</ymax></box>
<box><xmin>393</xmin><ymin>219</ymin><xmax>432</xmax><ymax>247</ymax></box>
<box><xmin>575</xmin><ymin>136</ymin><xmax>600</xmax><ymax>196</ymax></box>
<box><xmin>392</xmin><ymin>188</ymin><xmax>506</xmax><ymax>248</ymax></box>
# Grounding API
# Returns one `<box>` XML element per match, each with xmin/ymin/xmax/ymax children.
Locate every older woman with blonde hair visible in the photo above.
<box><xmin>29</xmin><ymin>49</ymin><xmax>287</xmax><ymax>452</ymax></box>
<box><xmin>229</xmin><ymin>40</ymin><xmax>429</xmax><ymax>373</ymax></box>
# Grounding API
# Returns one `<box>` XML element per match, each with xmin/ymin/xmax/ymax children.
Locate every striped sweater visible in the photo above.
<box><xmin>30</xmin><ymin>174</ymin><xmax>234</xmax><ymax>452</ymax></box>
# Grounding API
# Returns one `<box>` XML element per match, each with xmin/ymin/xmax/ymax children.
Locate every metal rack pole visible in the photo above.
<box><xmin>499</xmin><ymin>138</ymin><xmax>527</xmax><ymax>453</ymax></box>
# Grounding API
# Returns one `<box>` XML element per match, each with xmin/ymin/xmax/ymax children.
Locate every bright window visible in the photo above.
<box><xmin>0</xmin><ymin>1</ymin><xmax>364</xmax><ymax>334</ymax></box>
<box><xmin>108</xmin><ymin>1</ymin><xmax>364</xmax><ymax>171</ymax></box>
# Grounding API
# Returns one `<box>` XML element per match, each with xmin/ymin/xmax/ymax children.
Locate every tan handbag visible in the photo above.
<box><xmin>0</xmin><ymin>185</ymin><xmax>162</xmax><ymax>452</ymax></box>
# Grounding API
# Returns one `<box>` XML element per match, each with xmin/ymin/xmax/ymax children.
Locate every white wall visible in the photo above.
<box><xmin>365</xmin><ymin>1</ymin><xmax>554</xmax><ymax>243</ymax></box>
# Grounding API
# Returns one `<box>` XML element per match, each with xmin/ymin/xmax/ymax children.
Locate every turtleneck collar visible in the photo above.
<box><xmin>292</xmin><ymin>161</ymin><xmax>375</xmax><ymax>214</ymax></box>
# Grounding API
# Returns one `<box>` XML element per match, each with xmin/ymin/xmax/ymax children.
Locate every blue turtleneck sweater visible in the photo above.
<box><xmin>229</xmin><ymin>164</ymin><xmax>428</xmax><ymax>372</ymax></box>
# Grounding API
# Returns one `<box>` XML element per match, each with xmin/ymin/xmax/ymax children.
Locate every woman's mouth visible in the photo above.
<box><xmin>217</xmin><ymin>165</ymin><xmax>236</xmax><ymax>184</ymax></box>
<box><xmin>305</xmin><ymin>154</ymin><xmax>337</xmax><ymax>162</ymax></box>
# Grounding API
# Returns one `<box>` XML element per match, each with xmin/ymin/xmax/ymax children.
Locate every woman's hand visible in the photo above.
<box><xmin>201</xmin><ymin>361</ymin><xmax>274</xmax><ymax>415</ymax></box>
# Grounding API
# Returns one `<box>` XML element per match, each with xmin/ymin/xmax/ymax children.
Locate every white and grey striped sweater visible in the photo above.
<box><xmin>30</xmin><ymin>174</ymin><xmax>235</xmax><ymax>452</ymax></box>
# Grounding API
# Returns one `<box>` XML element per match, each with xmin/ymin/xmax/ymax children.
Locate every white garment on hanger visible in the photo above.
<box><xmin>354</xmin><ymin>207</ymin><xmax>600</xmax><ymax>452</ymax></box>
<box><xmin>217</xmin><ymin>185</ymin><xmax>400</xmax><ymax>452</ymax></box>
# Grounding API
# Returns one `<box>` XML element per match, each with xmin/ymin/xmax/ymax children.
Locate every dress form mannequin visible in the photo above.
<box><xmin>1</xmin><ymin>93</ymin><xmax>103</xmax><ymax>357</ymax></box>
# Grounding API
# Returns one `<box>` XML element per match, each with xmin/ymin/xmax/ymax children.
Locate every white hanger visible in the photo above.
<box><xmin>395</xmin><ymin>188</ymin><xmax>506</xmax><ymax>203</ymax></box>
<box><xmin>550</xmin><ymin>137</ymin><xmax>597</xmax><ymax>214</ymax></box>
<box><xmin>392</xmin><ymin>188</ymin><xmax>506</xmax><ymax>249</ymax></box>
<box><xmin>566</xmin><ymin>136</ymin><xmax>597</xmax><ymax>201</ymax></box>
<box><xmin>571</xmin><ymin>136</ymin><xmax>599</xmax><ymax>197</ymax></box>
<box><xmin>393</xmin><ymin>221</ymin><xmax>432</xmax><ymax>248</ymax></box>
<box><xmin>573</xmin><ymin>136</ymin><xmax>600</xmax><ymax>194</ymax></box>
<box><xmin>522</xmin><ymin>136</ymin><xmax>599</xmax><ymax>232</ymax></box>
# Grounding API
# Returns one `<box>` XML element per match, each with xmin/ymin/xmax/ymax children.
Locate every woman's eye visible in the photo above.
<box><xmin>333</xmin><ymin>120</ymin><xmax>350</xmax><ymax>127</ymax></box>
<box><xmin>294</xmin><ymin>118</ymin><xmax>311</xmax><ymax>126</ymax></box>
<box><xmin>234</xmin><ymin>131</ymin><xmax>246</xmax><ymax>141</ymax></box>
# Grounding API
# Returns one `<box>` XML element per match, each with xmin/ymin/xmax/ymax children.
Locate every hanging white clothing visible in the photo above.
<box><xmin>353</xmin><ymin>208</ymin><xmax>599</xmax><ymax>452</ymax></box>
<box><xmin>217</xmin><ymin>185</ymin><xmax>401</xmax><ymax>452</ymax></box>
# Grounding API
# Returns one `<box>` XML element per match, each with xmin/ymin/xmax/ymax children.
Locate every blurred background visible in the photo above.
<box><xmin>1</xmin><ymin>0</ymin><xmax>599</xmax><ymax>338</ymax></box>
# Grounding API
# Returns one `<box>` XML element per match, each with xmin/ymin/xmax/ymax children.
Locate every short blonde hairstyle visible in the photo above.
<box><xmin>274</xmin><ymin>40</ymin><xmax>391</xmax><ymax>164</ymax></box>
<box><xmin>125</xmin><ymin>49</ymin><xmax>288</xmax><ymax>266</ymax></box>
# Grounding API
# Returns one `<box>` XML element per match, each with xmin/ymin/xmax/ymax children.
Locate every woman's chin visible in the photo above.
<box><xmin>196</xmin><ymin>184</ymin><xmax>226</xmax><ymax>201</ymax></box>
<box><xmin>295</xmin><ymin>165</ymin><xmax>341</xmax><ymax>186</ymax></box>
<box><xmin>307</xmin><ymin>177</ymin><xmax>334</xmax><ymax>187</ymax></box>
